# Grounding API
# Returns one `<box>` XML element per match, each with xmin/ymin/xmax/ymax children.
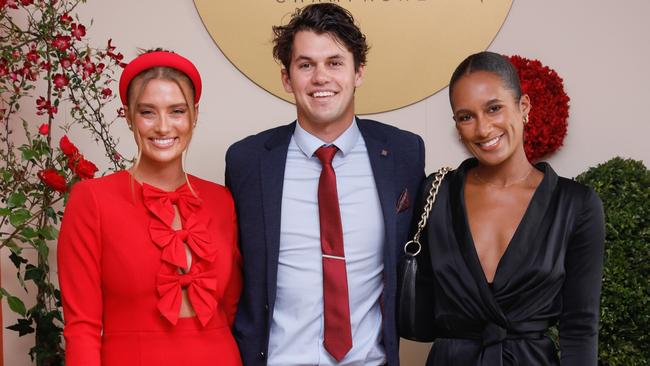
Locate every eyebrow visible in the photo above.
<box><xmin>293</xmin><ymin>54</ymin><xmax>345</xmax><ymax>63</ymax></box>
<box><xmin>453</xmin><ymin>108</ymin><xmax>471</xmax><ymax>116</ymax></box>
<box><xmin>136</xmin><ymin>103</ymin><xmax>188</xmax><ymax>109</ymax></box>
<box><xmin>484</xmin><ymin>98</ymin><xmax>504</xmax><ymax>106</ymax></box>
<box><xmin>453</xmin><ymin>98</ymin><xmax>505</xmax><ymax>115</ymax></box>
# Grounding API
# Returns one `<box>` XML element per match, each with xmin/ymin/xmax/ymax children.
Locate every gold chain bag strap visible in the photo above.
<box><xmin>397</xmin><ymin>167</ymin><xmax>451</xmax><ymax>342</ymax></box>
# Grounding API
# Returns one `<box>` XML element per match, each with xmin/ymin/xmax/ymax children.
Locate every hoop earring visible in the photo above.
<box><xmin>523</xmin><ymin>115</ymin><xmax>529</xmax><ymax>124</ymax></box>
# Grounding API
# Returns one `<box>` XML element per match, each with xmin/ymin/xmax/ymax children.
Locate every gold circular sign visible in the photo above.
<box><xmin>194</xmin><ymin>1</ymin><xmax>512</xmax><ymax>114</ymax></box>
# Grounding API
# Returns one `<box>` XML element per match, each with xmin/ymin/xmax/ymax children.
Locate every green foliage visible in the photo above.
<box><xmin>576</xmin><ymin>157</ymin><xmax>650</xmax><ymax>366</ymax></box>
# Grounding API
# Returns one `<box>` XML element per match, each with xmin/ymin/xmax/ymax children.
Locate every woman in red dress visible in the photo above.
<box><xmin>57</xmin><ymin>50</ymin><xmax>243</xmax><ymax>366</ymax></box>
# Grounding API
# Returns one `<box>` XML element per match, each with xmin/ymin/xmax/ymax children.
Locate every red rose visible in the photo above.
<box><xmin>38</xmin><ymin>169</ymin><xmax>67</xmax><ymax>193</ymax></box>
<box><xmin>19</xmin><ymin>0</ymin><xmax>33</xmax><ymax>5</ymax></box>
<box><xmin>36</xmin><ymin>96</ymin><xmax>47</xmax><ymax>112</ymax></box>
<box><xmin>52</xmin><ymin>35</ymin><xmax>71</xmax><ymax>52</ymax></box>
<box><xmin>59</xmin><ymin>135</ymin><xmax>79</xmax><ymax>157</ymax></box>
<box><xmin>3</xmin><ymin>0</ymin><xmax>18</xmax><ymax>9</ymax></box>
<box><xmin>18</xmin><ymin>61</ymin><xmax>37</xmax><ymax>81</ymax></box>
<box><xmin>35</xmin><ymin>96</ymin><xmax>57</xmax><ymax>116</ymax></box>
<box><xmin>70</xmin><ymin>23</ymin><xmax>86</xmax><ymax>40</ymax></box>
<box><xmin>0</xmin><ymin>62</ymin><xmax>8</xmax><ymax>77</ymax></box>
<box><xmin>101</xmin><ymin>88</ymin><xmax>112</xmax><ymax>98</ymax></box>
<box><xmin>60</xmin><ymin>57</ymin><xmax>72</xmax><ymax>69</ymax></box>
<box><xmin>38</xmin><ymin>123</ymin><xmax>49</xmax><ymax>135</ymax></box>
<box><xmin>26</xmin><ymin>50</ymin><xmax>39</xmax><ymax>63</ymax></box>
<box><xmin>60</xmin><ymin>52</ymin><xmax>76</xmax><ymax>69</ymax></box>
<box><xmin>81</xmin><ymin>57</ymin><xmax>95</xmax><ymax>79</ymax></box>
<box><xmin>69</xmin><ymin>155</ymin><xmax>98</xmax><ymax>179</ymax></box>
<box><xmin>59</xmin><ymin>13</ymin><xmax>73</xmax><ymax>24</ymax></box>
<box><xmin>53</xmin><ymin>73</ymin><xmax>68</xmax><ymax>89</ymax></box>
<box><xmin>39</xmin><ymin>61</ymin><xmax>51</xmax><ymax>71</ymax></box>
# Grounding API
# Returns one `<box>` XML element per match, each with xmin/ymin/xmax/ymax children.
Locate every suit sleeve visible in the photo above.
<box><xmin>559</xmin><ymin>188</ymin><xmax>605</xmax><ymax>365</ymax></box>
<box><xmin>57</xmin><ymin>182</ymin><xmax>103</xmax><ymax>366</ymax></box>
<box><xmin>224</xmin><ymin>145</ymin><xmax>235</xmax><ymax>194</ymax></box>
<box><xmin>416</xmin><ymin>134</ymin><xmax>425</xmax><ymax>178</ymax></box>
<box><xmin>222</xmin><ymin>190</ymin><xmax>243</xmax><ymax>327</ymax></box>
<box><xmin>408</xmin><ymin>134</ymin><xmax>427</xmax><ymax>237</ymax></box>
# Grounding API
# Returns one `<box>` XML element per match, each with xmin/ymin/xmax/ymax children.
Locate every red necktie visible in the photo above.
<box><xmin>315</xmin><ymin>145</ymin><xmax>352</xmax><ymax>362</ymax></box>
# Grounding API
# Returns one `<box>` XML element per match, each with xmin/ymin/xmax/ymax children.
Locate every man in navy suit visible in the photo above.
<box><xmin>225</xmin><ymin>4</ymin><xmax>424</xmax><ymax>365</ymax></box>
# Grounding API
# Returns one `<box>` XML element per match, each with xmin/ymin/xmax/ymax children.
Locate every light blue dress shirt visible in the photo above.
<box><xmin>268</xmin><ymin>120</ymin><xmax>386</xmax><ymax>366</ymax></box>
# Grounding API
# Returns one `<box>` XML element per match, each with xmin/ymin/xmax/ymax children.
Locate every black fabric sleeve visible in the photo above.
<box><xmin>559</xmin><ymin>188</ymin><xmax>605</xmax><ymax>365</ymax></box>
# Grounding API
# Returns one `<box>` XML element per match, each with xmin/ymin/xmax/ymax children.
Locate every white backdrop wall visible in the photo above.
<box><xmin>3</xmin><ymin>1</ymin><xmax>649</xmax><ymax>365</ymax></box>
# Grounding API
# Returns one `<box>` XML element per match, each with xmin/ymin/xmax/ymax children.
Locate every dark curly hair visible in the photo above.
<box><xmin>272</xmin><ymin>3</ymin><xmax>369</xmax><ymax>75</ymax></box>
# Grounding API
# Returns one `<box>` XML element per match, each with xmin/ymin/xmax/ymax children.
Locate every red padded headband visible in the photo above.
<box><xmin>119</xmin><ymin>51</ymin><xmax>202</xmax><ymax>105</ymax></box>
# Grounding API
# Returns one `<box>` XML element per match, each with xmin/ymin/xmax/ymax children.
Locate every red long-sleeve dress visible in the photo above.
<box><xmin>57</xmin><ymin>170</ymin><xmax>243</xmax><ymax>366</ymax></box>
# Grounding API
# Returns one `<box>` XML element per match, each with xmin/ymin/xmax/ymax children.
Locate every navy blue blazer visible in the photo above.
<box><xmin>225</xmin><ymin>118</ymin><xmax>425</xmax><ymax>366</ymax></box>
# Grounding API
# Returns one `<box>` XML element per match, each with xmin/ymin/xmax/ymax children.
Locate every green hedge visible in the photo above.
<box><xmin>575</xmin><ymin>157</ymin><xmax>649</xmax><ymax>365</ymax></box>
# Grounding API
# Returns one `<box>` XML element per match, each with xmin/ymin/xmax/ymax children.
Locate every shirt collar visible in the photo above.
<box><xmin>293</xmin><ymin>118</ymin><xmax>360</xmax><ymax>158</ymax></box>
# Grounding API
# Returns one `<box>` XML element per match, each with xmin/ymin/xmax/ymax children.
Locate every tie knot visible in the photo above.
<box><xmin>176</xmin><ymin>229</ymin><xmax>189</xmax><ymax>241</ymax></box>
<box><xmin>481</xmin><ymin>322</ymin><xmax>507</xmax><ymax>346</ymax></box>
<box><xmin>315</xmin><ymin>145</ymin><xmax>338</xmax><ymax>165</ymax></box>
<box><xmin>168</xmin><ymin>191</ymin><xmax>180</xmax><ymax>204</ymax></box>
<box><xmin>178</xmin><ymin>274</ymin><xmax>193</xmax><ymax>288</ymax></box>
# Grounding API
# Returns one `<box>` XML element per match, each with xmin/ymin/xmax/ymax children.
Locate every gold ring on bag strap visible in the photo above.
<box><xmin>403</xmin><ymin>167</ymin><xmax>451</xmax><ymax>257</ymax></box>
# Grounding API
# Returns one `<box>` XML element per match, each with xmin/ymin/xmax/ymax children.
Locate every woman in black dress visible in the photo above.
<box><xmin>421</xmin><ymin>51</ymin><xmax>604</xmax><ymax>365</ymax></box>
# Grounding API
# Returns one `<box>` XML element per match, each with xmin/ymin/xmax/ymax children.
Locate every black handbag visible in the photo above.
<box><xmin>397</xmin><ymin>167</ymin><xmax>450</xmax><ymax>342</ymax></box>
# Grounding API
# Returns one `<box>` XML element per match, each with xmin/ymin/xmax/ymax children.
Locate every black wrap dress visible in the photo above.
<box><xmin>422</xmin><ymin>159</ymin><xmax>604</xmax><ymax>366</ymax></box>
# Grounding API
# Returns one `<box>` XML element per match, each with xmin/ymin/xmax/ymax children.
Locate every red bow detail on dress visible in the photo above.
<box><xmin>142</xmin><ymin>183</ymin><xmax>202</xmax><ymax>226</ymax></box>
<box><xmin>149</xmin><ymin>215</ymin><xmax>215</xmax><ymax>269</ymax></box>
<box><xmin>156</xmin><ymin>265</ymin><xmax>218</xmax><ymax>326</ymax></box>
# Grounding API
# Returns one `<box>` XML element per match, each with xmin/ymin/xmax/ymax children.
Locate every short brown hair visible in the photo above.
<box><xmin>272</xmin><ymin>4</ymin><xmax>369</xmax><ymax>74</ymax></box>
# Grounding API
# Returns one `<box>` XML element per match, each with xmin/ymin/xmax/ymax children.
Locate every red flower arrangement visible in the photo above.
<box><xmin>507</xmin><ymin>55</ymin><xmax>570</xmax><ymax>162</ymax></box>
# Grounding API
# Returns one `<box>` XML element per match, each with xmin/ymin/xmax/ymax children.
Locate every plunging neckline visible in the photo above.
<box><xmin>459</xmin><ymin>163</ymin><xmax>546</xmax><ymax>288</ymax></box>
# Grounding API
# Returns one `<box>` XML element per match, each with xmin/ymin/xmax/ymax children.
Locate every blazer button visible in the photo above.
<box><xmin>259</xmin><ymin>352</ymin><xmax>266</xmax><ymax>359</ymax></box>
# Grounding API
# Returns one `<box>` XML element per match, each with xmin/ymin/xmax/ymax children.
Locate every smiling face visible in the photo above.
<box><xmin>451</xmin><ymin>71</ymin><xmax>530</xmax><ymax>167</ymax></box>
<box><xmin>281</xmin><ymin>30</ymin><xmax>363</xmax><ymax>140</ymax></box>
<box><xmin>126</xmin><ymin>78</ymin><xmax>197</xmax><ymax>171</ymax></box>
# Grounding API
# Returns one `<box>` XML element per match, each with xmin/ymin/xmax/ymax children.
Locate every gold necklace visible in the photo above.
<box><xmin>473</xmin><ymin>167</ymin><xmax>534</xmax><ymax>188</ymax></box>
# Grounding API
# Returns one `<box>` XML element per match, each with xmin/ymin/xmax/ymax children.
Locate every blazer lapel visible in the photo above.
<box><xmin>358</xmin><ymin>120</ymin><xmax>397</xmax><ymax>274</ymax></box>
<box><xmin>260</xmin><ymin>122</ymin><xmax>295</xmax><ymax>308</ymax></box>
